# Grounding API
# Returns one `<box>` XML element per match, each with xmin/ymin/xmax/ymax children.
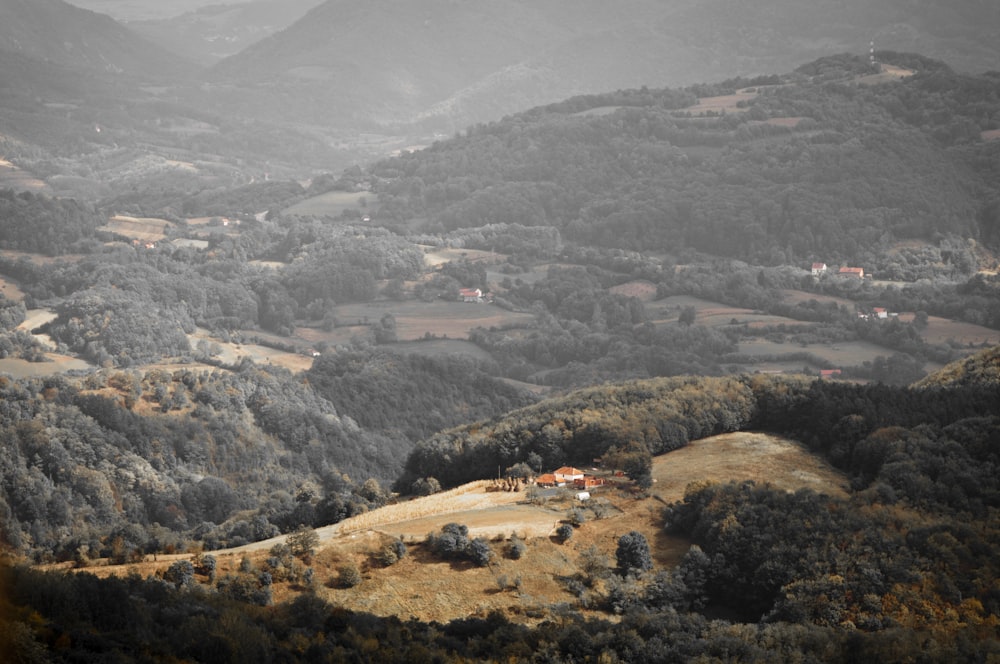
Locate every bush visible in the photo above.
<box><xmin>164</xmin><ymin>560</ymin><xmax>195</xmax><ymax>588</ymax></box>
<box><xmin>556</xmin><ymin>524</ymin><xmax>574</xmax><ymax>542</ymax></box>
<box><xmin>468</xmin><ymin>537</ymin><xmax>493</xmax><ymax>567</ymax></box>
<box><xmin>338</xmin><ymin>563</ymin><xmax>362</xmax><ymax>588</ymax></box>
<box><xmin>506</xmin><ymin>536</ymin><xmax>527</xmax><ymax>560</ymax></box>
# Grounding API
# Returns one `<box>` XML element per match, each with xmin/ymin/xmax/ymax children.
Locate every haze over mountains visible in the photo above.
<box><xmin>33</xmin><ymin>0</ymin><xmax>1000</xmax><ymax>134</ymax></box>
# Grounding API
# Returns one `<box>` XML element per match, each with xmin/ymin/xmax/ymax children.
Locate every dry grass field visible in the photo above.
<box><xmin>609</xmin><ymin>279</ymin><xmax>658</xmax><ymax>301</ymax></box>
<box><xmin>98</xmin><ymin>215</ymin><xmax>173</xmax><ymax>243</ymax></box>
<box><xmin>0</xmin><ymin>275</ymin><xmax>24</xmax><ymax>301</ymax></box>
<box><xmin>0</xmin><ymin>158</ymin><xmax>48</xmax><ymax>192</ymax></box>
<box><xmin>68</xmin><ymin>431</ymin><xmax>846</xmax><ymax>624</ymax></box>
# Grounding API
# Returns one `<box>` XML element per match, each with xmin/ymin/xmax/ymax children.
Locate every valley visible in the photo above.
<box><xmin>0</xmin><ymin>1</ymin><xmax>999</xmax><ymax>659</ymax></box>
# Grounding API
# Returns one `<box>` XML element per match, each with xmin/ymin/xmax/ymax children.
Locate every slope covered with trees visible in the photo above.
<box><xmin>368</xmin><ymin>53</ymin><xmax>999</xmax><ymax>269</ymax></box>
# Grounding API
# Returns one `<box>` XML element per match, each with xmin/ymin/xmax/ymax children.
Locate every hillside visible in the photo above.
<box><xmin>209</xmin><ymin>0</ymin><xmax>1000</xmax><ymax>131</ymax></box>
<box><xmin>0</xmin><ymin>0</ymin><xmax>194</xmax><ymax>79</ymax></box>
<box><xmin>5</xmin><ymin>371</ymin><xmax>999</xmax><ymax>660</ymax></box>
<box><xmin>914</xmin><ymin>344</ymin><xmax>1000</xmax><ymax>388</ymax></box>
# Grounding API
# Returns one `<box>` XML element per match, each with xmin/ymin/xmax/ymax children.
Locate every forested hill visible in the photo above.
<box><xmin>369</xmin><ymin>53</ymin><xmax>1000</xmax><ymax>267</ymax></box>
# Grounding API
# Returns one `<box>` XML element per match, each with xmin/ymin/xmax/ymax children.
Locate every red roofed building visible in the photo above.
<box><xmin>553</xmin><ymin>466</ymin><xmax>585</xmax><ymax>483</ymax></box>
<box><xmin>536</xmin><ymin>473</ymin><xmax>560</xmax><ymax>487</ymax></box>
<box><xmin>459</xmin><ymin>287</ymin><xmax>483</xmax><ymax>303</ymax></box>
<box><xmin>838</xmin><ymin>267</ymin><xmax>865</xmax><ymax>279</ymax></box>
<box><xmin>811</xmin><ymin>262</ymin><xmax>827</xmax><ymax>276</ymax></box>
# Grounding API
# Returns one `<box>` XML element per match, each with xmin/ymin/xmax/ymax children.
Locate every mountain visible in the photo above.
<box><xmin>0</xmin><ymin>0</ymin><xmax>195</xmax><ymax>80</ymax></box>
<box><xmin>209</xmin><ymin>0</ymin><xmax>1000</xmax><ymax>132</ymax></box>
<box><xmin>127</xmin><ymin>0</ymin><xmax>324</xmax><ymax>65</ymax></box>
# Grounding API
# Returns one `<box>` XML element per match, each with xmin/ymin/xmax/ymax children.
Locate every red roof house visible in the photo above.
<box><xmin>838</xmin><ymin>267</ymin><xmax>865</xmax><ymax>279</ymax></box>
<box><xmin>553</xmin><ymin>466</ymin><xmax>586</xmax><ymax>482</ymax></box>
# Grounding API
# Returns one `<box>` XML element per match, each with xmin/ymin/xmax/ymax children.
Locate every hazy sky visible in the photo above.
<box><xmin>65</xmin><ymin>0</ymin><xmax>258</xmax><ymax>22</ymax></box>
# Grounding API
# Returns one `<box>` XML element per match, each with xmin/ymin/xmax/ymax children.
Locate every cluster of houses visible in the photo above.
<box><xmin>535</xmin><ymin>466</ymin><xmax>608</xmax><ymax>490</ymax></box>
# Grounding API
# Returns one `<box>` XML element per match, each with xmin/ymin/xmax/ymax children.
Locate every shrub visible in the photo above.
<box><xmin>164</xmin><ymin>560</ymin><xmax>195</xmax><ymax>587</ymax></box>
<box><xmin>338</xmin><ymin>563</ymin><xmax>362</xmax><ymax>588</ymax></box>
<box><xmin>468</xmin><ymin>537</ymin><xmax>493</xmax><ymax>567</ymax></box>
<box><xmin>506</xmin><ymin>536</ymin><xmax>527</xmax><ymax>560</ymax></box>
<box><xmin>556</xmin><ymin>524</ymin><xmax>574</xmax><ymax>542</ymax></box>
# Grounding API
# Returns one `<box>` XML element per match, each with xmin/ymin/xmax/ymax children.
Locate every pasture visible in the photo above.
<box><xmin>282</xmin><ymin>190</ymin><xmax>377</xmax><ymax>218</ymax></box>
<box><xmin>737</xmin><ymin>338</ymin><xmax>900</xmax><ymax>369</ymax></box>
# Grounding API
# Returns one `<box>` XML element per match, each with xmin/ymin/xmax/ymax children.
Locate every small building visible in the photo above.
<box><xmin>574</xmin><ymin>477</ymin><xmax>606</xmax><ymax>489</ymax></box>
<box><xmin>575</xmin><ymin>492</ymin><xmax>591</xmax><ymax>501</ymax></box>
<box><xmin>873</xmin><ymin>307</ymin><xmax>888</xmax><ymax>319</ymax></box>
<box><xmin>553</xmin><ymin>466</ymin><xmax>586</xmax><ymax>483</ymax></box>
<box><xmin>536</xmin><ymin>473</ymin><xmax>560</xmax><ymax>487</ymax></box>
<box><xmin>459</xmin><ymin>287</ymin><xmax>483</xmax><ymax>303</ymax></box>
<box><xmin>838</xmin><ymin>267</ymin><xmax>865</xmax><ymax>279</ymax></box>
<box><xmin>811</xmin><ymin>262</ymin><xmax>828</xmax><ymax>276</ymax></box>
<box><xmin>819</xmin><ymin>369</ymin><xmax>842</xmax><ymax>379</ymax></box>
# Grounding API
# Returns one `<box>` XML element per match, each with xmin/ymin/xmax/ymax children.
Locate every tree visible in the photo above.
<box><xmin>616</xmin><ymin>531</ymin><xmax>652</xmax><ymax>576</ymax></box>
<box><xmin>468</xmin><ymin>537</ymin><xmax>493</xmax><ymax>566</ymax></box>
<box><xmin>287</xmin><ymin>526</ymin><xmax>319</xmax><ymax>559</ymax></box>
<box><xmin>556</xmin><ymin>524</ymin><xmax>574</xmax><ymax>542</ymax></box>
<box><xmin>679</xmin><ymin>306</ymin><xmax>697</xmax><ymax>326</ymax></box>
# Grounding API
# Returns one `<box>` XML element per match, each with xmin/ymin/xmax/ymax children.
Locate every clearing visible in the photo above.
<box><xmin>98</xmin><ymin>215</ymin><xmax>173</xmax><ymax>243</ymax></box>
<box><xmin>282</xmin><ymin>190</ymin><xmax>377</xmax><ymax>218</ymax></box>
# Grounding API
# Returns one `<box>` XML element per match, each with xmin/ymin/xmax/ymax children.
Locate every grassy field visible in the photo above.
<box><xmin>329</xmin><ymin>300</ymin><xmax>534</xmax><ymax>341</ymax></box>
<box><xmin>386</xmin><ymin>339</ymin><xmax>494</xmax><ymax>362</ymax></box>
<box><xmin>737</xmin><ymin>338</ymin><xmax>891</xmax><ymax>368</ymax></box>
<box><xmin>652</xmin><ymin>294</ymin><xmax>806</xmax><ymax>328</ymax></box>
<box><xmin>282</xmin><ymin>191</ymin><xmax>377</xmax><ymax>218</ymax></box>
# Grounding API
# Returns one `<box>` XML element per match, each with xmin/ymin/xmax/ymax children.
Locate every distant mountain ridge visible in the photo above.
<box><xmin>0</xmin><ymin>0</ymin><xmax>194</xmax><ymax>79</ymax></box>
<box><xmin>210</xmin><ymin>0</ymin><xmax>1000</xmax><ymax>131</ymax></box>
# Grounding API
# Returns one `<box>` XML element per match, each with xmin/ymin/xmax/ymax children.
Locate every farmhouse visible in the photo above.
<box><xmin>459</xmin><ymin>287</ymin><xmax>483</xmax><ymax>303</ymax></box>
<box><xmin>553</xmin><ymin>466</ymin><xmax>586</xmax><ymax>483</ymax></box>
<box><xmin>819</xmin><ymin>369</ymin><xmax>842</xmax><ymax>379</ymax></box>
<box><xmin>536</xmin><ymin>473</ymin><xmax>561</xmax><ymax>487</ymax></box>
<box><xmin>873</xmin><ymin>307</ymin><xmax>888</xmax><ymax>319</ymax></box>
<box><xmin>838</xmin><ymin>266</ymin><xmax>865</xmax><ymax>279</ymax></box>
<box><xmin>811</xmin><ymin>262</ymin><xmax>828</xmax><ymax>276</ymax></box>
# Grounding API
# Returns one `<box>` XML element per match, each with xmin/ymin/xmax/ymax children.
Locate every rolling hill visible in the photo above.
<box><xmin>209</xmin><ymin>0</ymin><xmax>1000</xmax><ymax>131</ymax></box>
